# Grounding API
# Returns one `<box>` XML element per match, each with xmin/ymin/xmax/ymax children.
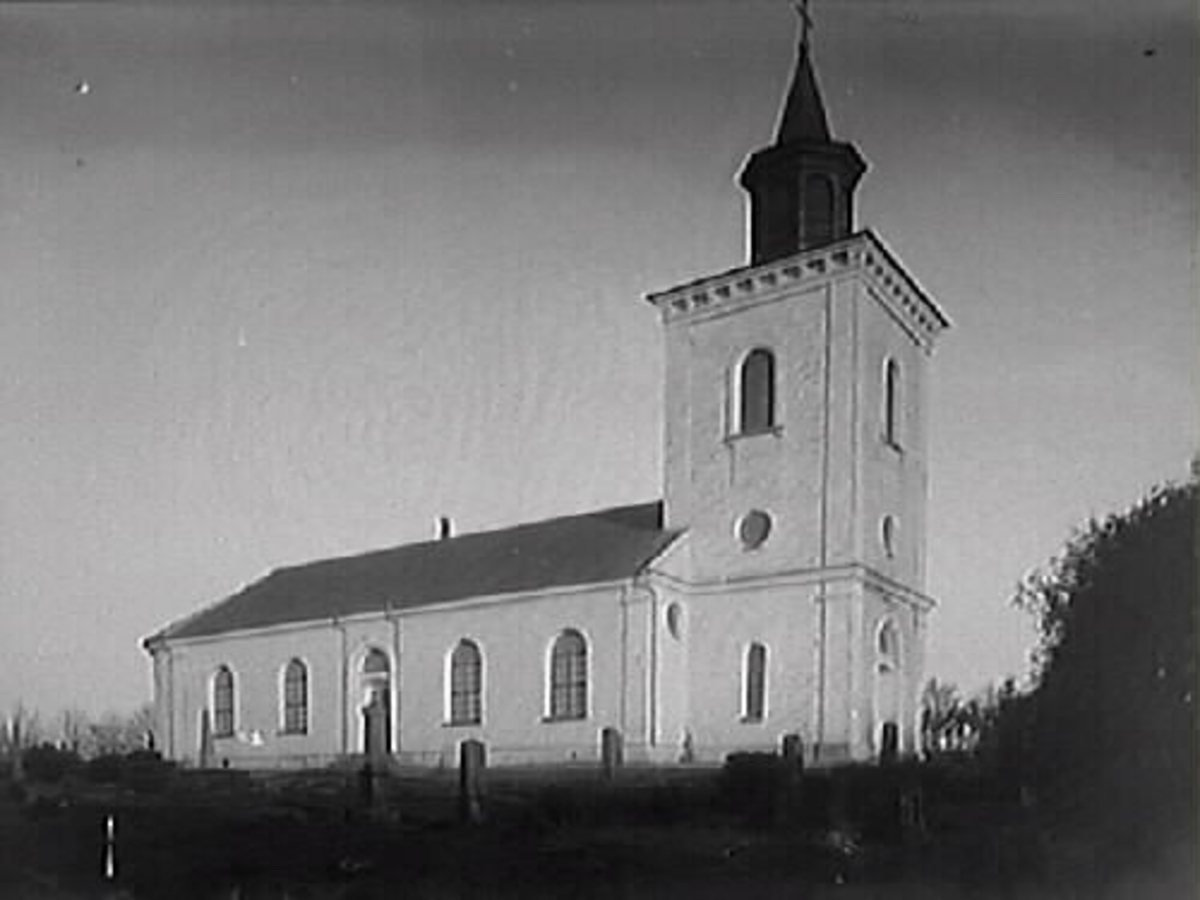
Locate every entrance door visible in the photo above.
<box><xmin>362</xmin><ymin>686</ymin><xmax>392</xmax><ymax>757</ymax></box>
<box><xmin>872</xmin><ymin>620</ymin><xmax>901</xmax><ymax>757</ymax></box>
<box><xmin>874</xmin><ymin>663</ymin><xmax>900</xmax><ymax>753</ymax></box>
<box><xmin>360</xmin><ymin>648</ymin><xmax>393</xmax><ymax>758</ymax></box>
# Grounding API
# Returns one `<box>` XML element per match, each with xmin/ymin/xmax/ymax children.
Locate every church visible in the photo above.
<box><xmin>143</xmin><ymin>23</ymin><xmax>949</xmax><ymax>769</ymax></box>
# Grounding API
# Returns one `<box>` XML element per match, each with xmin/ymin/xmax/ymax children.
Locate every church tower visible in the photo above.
<box><xmin>647</xmin><ymin>14</ymin><xmax>949</xmax><ymax>762</ymax></box>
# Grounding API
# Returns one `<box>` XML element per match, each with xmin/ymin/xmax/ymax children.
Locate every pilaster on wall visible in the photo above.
<box><xmin>812</xmin><ymin>584</ymin><xmax>858</xmax><ymax>761</ymax></box>
<box><xmin>619</xmin><ymin>585</ymin><xmax>655</xmax><ymax>752</ymax></box>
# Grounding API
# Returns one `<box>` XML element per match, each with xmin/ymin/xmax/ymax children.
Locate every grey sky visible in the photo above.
<box><xmin>1</xmin><ymin>0</ymin><xmax>1193</xmax><ymax>715</ymax></box>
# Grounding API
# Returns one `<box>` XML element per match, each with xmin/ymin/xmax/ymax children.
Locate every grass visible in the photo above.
<box><xmin>0</xmin><ymin>762</ymin><xmax>1194</xmax><ymax>899</ymax></box>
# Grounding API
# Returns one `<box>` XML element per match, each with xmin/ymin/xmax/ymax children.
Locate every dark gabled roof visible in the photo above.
<box><xmin>150</xmin><ymin>501</ymin><xmax>677</xmax><ymax>643</ymax></box>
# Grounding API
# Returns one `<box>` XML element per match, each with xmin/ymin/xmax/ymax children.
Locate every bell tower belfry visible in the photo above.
<box><xmin>645</xmin><ymin>10</ymin><xmax>950</xmax><ymax>763</ymax></box>
<box><xmin>740</xmin><ymin>7</ymin><xmax>866</xmax><ymax>263</ymax></box>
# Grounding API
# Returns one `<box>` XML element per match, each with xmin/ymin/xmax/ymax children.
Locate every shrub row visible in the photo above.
<box><xmin>18</xmin><ymin>744</ymin><xmax>175</xmax><ymax>791</ymax></box>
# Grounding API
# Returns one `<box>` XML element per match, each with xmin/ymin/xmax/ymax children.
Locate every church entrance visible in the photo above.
<box><xmin>874</xmin><ymin>664</ymin><xmax>900</xmax><ymax>754</ymax></box>
<box><xmin>360</xmin><ymin>648</ymin><xmax>393</xmax><ymax>758</ymax></box>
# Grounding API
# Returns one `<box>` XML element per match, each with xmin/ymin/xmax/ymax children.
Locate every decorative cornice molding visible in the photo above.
<box><xmin>645</xmin><ymin>561</ymin><xmax>936</xmax><ymax>611</ymax></box>
<box><xmin>646</xmin><ymin>231</ymin><xmax>950</xmax><ymax>352</ymax></box>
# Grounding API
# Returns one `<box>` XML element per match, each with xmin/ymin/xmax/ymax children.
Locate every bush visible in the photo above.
<box><xmin>719</xmin><ymin>752</ymin><xmax>798</xmax><ymax>826</ymax></box>
<box><xmin>83</xmin><ymin>750</ymin><xmax>174</xmax><ymax>792</ymax></box>
<box><xmin>83</xmin><ymin>753</ymin><xmax>124</xmax><ymax>784</ymax></box>
<box><xmin>123</xmin><ymin>751</ymin><xmax>174</xmax><ymax>793</ymax></box>
<box><xmin>21</xmin><ymin>743</ymin><xmax>81</xmax><ymax>784</ymax></box>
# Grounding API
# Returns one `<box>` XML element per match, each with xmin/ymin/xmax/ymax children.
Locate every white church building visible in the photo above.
<box><xmin>144</xmin><ymin>29</ymin><xmax>948</xmax><ymax>770</ymax></box>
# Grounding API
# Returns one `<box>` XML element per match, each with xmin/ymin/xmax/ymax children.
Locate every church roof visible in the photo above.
<box><xmin>149</xmin><ymin>501</ymin><xmax>677</xmax><ymax>643</ymax></box>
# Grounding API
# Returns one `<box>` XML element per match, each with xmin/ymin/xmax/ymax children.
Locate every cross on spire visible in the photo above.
<box><xmin>774</xmin><ymin>0</ymin><xmax>830</xmax><ymax>145</ymax></box>
<box><xmin>793</xmin><ymin>0</ymin><xmax>814</xmax><ymax>51</ymax></box>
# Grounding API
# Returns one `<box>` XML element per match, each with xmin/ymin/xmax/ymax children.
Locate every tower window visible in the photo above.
<box><xmin>802</xmin><ymin>174</ymin><xmax>836</xmax><ymax>248</ymax></box>
<box><xmin>743</xmin><ymin>643</ymin><xmax>768</xmax><ymax>722</ymax></box>
<box><xmin>881</xmin><ymin>515</ymin><xmax>897</xmax><ymax>559</ymax></box>
<box><xmin>883</xmin><ymin>358</ymin><xmax>901</xmax><ymax>448</ymax></box>
<box><xmin>738</xmin><ymin>348</ymin><xmax>776</xmax><ymax>435</ymax></box>
<box><xmin>666</xmin><ymin>603</ymin><xmax>685</xmax><ymax>640</ymax></box>
<box><xmin>449</xmin><ymin>639</ymin><xmax>483</xmax><ymax>726</ymax></box>
<box><xmin>737</xmin><ymin>509</ymin><xmax>773</xmax><ymax>550</ymax></box>
<box><xmin>878</xmin><ymin>619</ymin><xmax>899</xmax><ymax>663</ymax></box>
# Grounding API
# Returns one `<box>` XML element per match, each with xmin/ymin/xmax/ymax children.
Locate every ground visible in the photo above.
<box><xmin>0</xmin><ymin>761</ymin><xmax>1193</xmax><ymax>899</ymax></box>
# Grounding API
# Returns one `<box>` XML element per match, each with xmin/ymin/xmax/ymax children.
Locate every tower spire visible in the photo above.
<box><xmin>738</xmin><ymin>2</ymin><xmax>867</xmax><ymax>264</ymax></box>
<box><xmin>776</xmin><ymin>1</ymin><xmax>831</xmax><ymax>144</ymax></box>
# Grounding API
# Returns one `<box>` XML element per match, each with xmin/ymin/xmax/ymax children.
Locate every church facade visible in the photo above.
<box><xmin>144</xmin><ymin>32</ymin><xmax>948</xmax><ymax>770</ymax></box>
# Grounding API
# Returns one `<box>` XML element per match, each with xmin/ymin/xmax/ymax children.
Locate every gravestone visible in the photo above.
<box><xmin>879</xmin><ymin>721</ymin><xmax>899</xmax><ymax>765</ymax></box>
<box><xmin>899</xmin><ymin>782</ymin><xmax>925</xmax><ymax>843</ymax></box>
<box><xmin>358</xmin><ymin>761</ymin><xmax>376</xmax><ymax>811</ymax></box>
<box><xmin>363</xmin><ymin>698</ymin><xmax>389</xmax><ymax>766</ymax></box>
<box><xmin>679</xmin><ymin>730</ymin><xmax>695</xmax><ymax>764</ymax></box>
<box><xmin>781</xmin><ymin>733</ymin><xmax>805</xmax><ymax>772</ymax></box>
<box><xmin>198</xmin><ymin>710</ymin><xmax>214</xmax><ymax>769</ymax></box>
<box><xmin>601</xmin><ymin>727</ymin><xmax>624</xmax><ymax>780</ymax></box>
<box><xmin>459</xmin><ymin>740</ymin><xmax>486</xmax><ymax>825</ymax></box>
<box><xmin>780</xmin><ymin>733</ymin><xmax>805</xmax><ymax>823</ymax></box>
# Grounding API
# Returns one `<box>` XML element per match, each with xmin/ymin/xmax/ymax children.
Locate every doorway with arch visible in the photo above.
<box><xmin>359</xmin><ymin>647</ymin><xmax>393</xmax><ymax>758</ymax></box>
<box><xmin>872</xmin><ymin>618</ymin><xmax>902</xmax><ymax>758</ymax></box>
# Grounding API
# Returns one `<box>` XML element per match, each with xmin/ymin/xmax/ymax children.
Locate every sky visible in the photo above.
<box><xmin>1</xmin><ymin>0</ymin><xmax>1194</xmax><ymax>718</ymax></box>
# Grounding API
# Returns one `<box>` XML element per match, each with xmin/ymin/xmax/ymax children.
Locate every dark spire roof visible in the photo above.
<box><xmin>775</xmin><ymin>42</ymin><xmax>831</xmax><ymax>145</ymax></box>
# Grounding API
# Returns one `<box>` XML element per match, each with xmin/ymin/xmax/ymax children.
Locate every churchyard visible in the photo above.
<box><xmin>1</xmin><ymin>745</ymin><xmax>1193</xmax><ymax>900</ymax></box>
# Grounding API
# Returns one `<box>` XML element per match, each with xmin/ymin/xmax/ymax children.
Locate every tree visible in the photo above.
<box><xmin>59</xmin><ymin>707</ymin><xmax>91</xmax><ymax>755</ymax></box>
<box><xmin>1014</xmin><ymin>479</ymin><xmax>1197</xmax><ymax>868</ymax></box>
<box><xmin>86</xmin><ymin>704</ymin><xmax>154</xmax><ymax>757</ymax></box>
<box><xmin>2</xmin><ymin>702</ymin><xmax>42</xmax><ymax>758</ymax></box>
<box><xmin>920</xmin><ymin>677</ymin><xmax>962</xmax><ymax>754</ymax></box>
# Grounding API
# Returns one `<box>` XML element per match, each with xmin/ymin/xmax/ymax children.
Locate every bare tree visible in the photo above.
<box><xmin>86</xmin><ymin>703</ymin><xmax>156</xmax><ymax>757</ymax></box>
<box><xmin>919</xmin><ymin>678</ymin><xmax>961</xmax><ymax>754</ymax></box>
<box><xmin>88</xmin><ymin>712</ymin><xmax>127</xmax><ymax>757</ymax></box>
<box><xmin>126</xmin><ymin>702</ymin><xmax>155</xmax><ymax>749</ymax></box>
<box><xmin>3</xmin><ymin>702</ymin><xmax>43</xmax><ymax>755</ymax></box>
<box><xmin>59</xmin><ymin>707</ymin><xmax>91</xmax><ymax>755</ymax></box>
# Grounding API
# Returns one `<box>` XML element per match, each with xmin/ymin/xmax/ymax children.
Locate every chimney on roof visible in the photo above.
<box><xmin>437</xmin><ymin>516</ymin><xmax>454</xmax><ymax>541</ymax></box>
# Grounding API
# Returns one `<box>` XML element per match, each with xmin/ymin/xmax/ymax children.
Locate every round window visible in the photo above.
<box><xmin>665</xmin><ymin>603</ymin><xmax>684</xmax><ymax>640</ymax></box>
<box><xmin>737</xmin><ymin>510</ymin><xmax>772</xmax><ymax>550</ymax></box>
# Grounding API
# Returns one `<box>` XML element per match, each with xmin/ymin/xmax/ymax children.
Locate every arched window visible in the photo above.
<box><xmin>282</xmin><ymin>658</ymin><xmax>308</xmax><ymax>735</ymax></box>
<box><xmin>738</xmin><ymin>348</ymin><xmax>776</xmax><ymax>435</ymax></box>
<box><xmin>449</xmin><ymin>640</ymin><xmax>483</xmax><ymax>725</ymax></box>
<box><xmin>878</xmin><ymin>619</ymin><xmax>899</xmax><ymax>664</ymax></box>
<box><xmin>881</xmin><ymin>515</ymin><xmax>897</xmax><ymax>559</ymax></box>
<box><xmin>549</xmin><ymin>629</ymin><xmax>588</xmax><ymax>720</ymax></box>
<box><xmin>883</xmin><ymin>358</ymin><xmax>901</xmax><ymax>448</ymax></box>
<box><xmin>213</xmin><ymin>666</ymin><xmax>235</xmax><ymax>738</ymax></box>
<box><xmin>803</xmin><ymin>174</ymin><xmax>836</xmax><ymax>247</ymax></box>
<box><xmin>743</xmin><ymin>643</ymin><xmax>767</xmax><ymax>722</ymax></box>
